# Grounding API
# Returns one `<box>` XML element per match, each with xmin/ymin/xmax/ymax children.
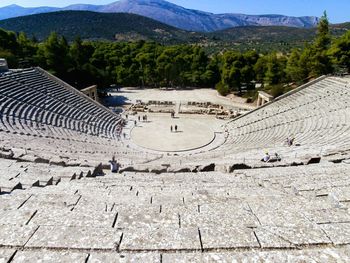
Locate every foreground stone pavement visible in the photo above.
<box><xmin>1</xmin><ymin>161</ymin><xmax>350</xmax><ymax>261</ymax></box>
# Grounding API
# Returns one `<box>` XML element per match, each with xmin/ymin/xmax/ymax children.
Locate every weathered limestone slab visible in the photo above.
<box><xmin>0</xmin><ymin>193</ymin><xmax>31</xmax><ymax>210</ymax></box>
<box><xmin>0</xmin><ymin>249</ymin><xmax>16</xmax><ymax>263</ymax></box>
<box><xmin>160</xmin><ymin>204</ymin><xmax>197</xmax><ymax>215</ymax></box>
<box><xmin>253</xmin><ymin>209</ymin><xmax>314</xmax><ymax>227</ymax></box>
<box><xmin>332</xmin><ymin>187</ymin><xmax>350</xmax><ymax>202</ymax></box>
<box><xmin>152</xmin><ymin>193</ymin><xmax>184</xmax><ymax>206</ymax></box>
<box><xmin>254</xmin><ymin>227</ymin><xmax>295</xmax><ymax>248</ymax></box>
<box><xmin>181</xmin><ymin>205</ymin><xmax>258</xmax><ymax>229</ymax></box>
<box><xmin>26</xmin><ymin>226</ymin><xmax>122</xmax><ymax>250</ymax></box>
<box><xmin>73</xmin><ymin>199</ymin><xmax>115</xmax><ymax>213</ymax></box>
<box><xmin>121</xmin><ymin>226</ymin><xmax>200</xmax><ymax>251</ymax></box>
<box><xmin>0</xmin><ymin>224</ymin><xmax>37</xmax><ymax>246</ymax></box>
<box><xmin>266</xmin><ymin>224</ymin><xmax>331</xmax><ymax>246</ymax></box>
<box><xmin>22</xmin><ymin>194</ymin><xmax>81</xmax><ymax>210</ymax></box>
<box><xmin>199</xmin><ymin>226</ymin><xmax>259</xmax><ymax>249</ymax></box>
<box><xmin>12</xmin><ymin>250</ymin><xmax>88</xmax><ymax>263</ymax></box>
<box><xmin>162</xmin><ymin>246</ymin><xmax>350</xmax><ymax>262</ymax></box>
<box><xmin>322</xmin><ymin>223</ymin><xmax>350</xmax><ymax>245</ymax></box>
<box><xmin>117</xmin><ymin>207</ymin><xmax>178</xmax><ymax>229</ymax></box>
<box><xmin>88</xmin><ymin>252</ymin><xmax>160</xmax><ymax>263</ymax></box>
<box><xmin>29</xmin><ymin>210</ymin><xmax>117</xmax><ymax>228</ymax></box>
<box><xmin>0</xmin><ymin>178</ymin><xmax>22</xmax><ymax>193</ymax></box>
<box><xmin>304</xmin><ymin>208</ymin><xmax>350</xmax><ymax>224</ymax></box>
<box><xmin>0</xmin><ymin>159</ymin><xmax>17</xmax><ymax>168</ymax></box>
<box><xmin>0</xmin><ymin>209</ymin><xmax>36</xmax><ymax>225</ymax></box>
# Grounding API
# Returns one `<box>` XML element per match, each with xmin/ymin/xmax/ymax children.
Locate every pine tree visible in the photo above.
<box><xmin>309</xmin><ymin>11</ymin><xmax>333</xmax><ymax>76</ymax></box>
<box><xmin>329</xmin><ymin>30</ymin><xmax>350</xmax><ymax>73</ymax></box>
<box><xmin>286</xmin><ymin>49</ymin><xmax>302</xmax><ymax>82</ymax></box>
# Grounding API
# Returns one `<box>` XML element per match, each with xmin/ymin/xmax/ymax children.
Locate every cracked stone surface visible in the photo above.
<box><xmin>2</xmin><ymin>163</ymin><xmax>350</xmax><ymax>258</ymax></box>
<box><xmin>88</xmin><ymin>252</ymin><xmax>160</xmax><ymax>262</ymax></box>
<box><xmin>321</xmin><ymin>223</ymin><xmax>350</xmax><ymax>245</ymax></box>
<box><xmin>0</xmin><ymin>249</ymin><xmax>16</xmax><ymax>263</ymax></box>
<box><xmin>162</xmin><ymin>246</ymin><xmax>350</xmax><ymax>262</ymax></box>
<box><xmin>25</xmin><ymin>226</ymin><xmax>122</xmax><ymax>250</ymax></box>
<box><xmin>0</xmin><ymin>224</ymin><xmax>37</xmax><ymax>247</ymax></box>
<box><xmin>200</xmin><ymin>226</ymin><xmax>259</xmax><ymax>249</ymax></box>
<box><xmin>121</xmin><ymin>226</ymin><xmax>200</xmax><ymax>251</ymax></box>
<box><xmin>12</xmin><ymin>250</ymin><xmax>88</xmax><ymax>263</ymax></box>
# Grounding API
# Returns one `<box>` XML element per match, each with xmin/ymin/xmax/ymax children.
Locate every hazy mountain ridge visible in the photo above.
<box><xmin>0</xmin><ymin>11</ymin><xmax>196</xmax><ymax>44</ymax></box>
<box><xmin>0</xmin><ymin>4</ymin><xmax>59</xmax><ymax>20</ymax></box>
<box><xmin>0</xmin><ymin>0</ymin><xmax>319</xmax><ymax>32</ymax></box>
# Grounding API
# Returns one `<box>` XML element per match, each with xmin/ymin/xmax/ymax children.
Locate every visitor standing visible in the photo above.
<box><xmin>109</xmin><ymin>156</ymin><xmax>119</xmax><ymax>173</ymax></box>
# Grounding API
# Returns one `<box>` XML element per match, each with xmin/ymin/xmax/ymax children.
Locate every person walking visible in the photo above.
<box><xmin>175</xmin><ymin>125</ymin><xmax>178</xmax><ymax>133</ymax></box>
<box><xmin>170</xmin><ymin>125</ymin><xmax>173</xmax><ymax>132</ymax></box>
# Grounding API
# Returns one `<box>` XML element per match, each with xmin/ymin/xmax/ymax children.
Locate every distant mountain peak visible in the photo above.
<box><xmin>0</xmin><ymin>0</ymin><xmax>319</xmax><ymax>32</ymax></box>
<box><xmin>7</xmin><ymin>4</ymin><xmax>21</xmax><ymax>7</ymax></box>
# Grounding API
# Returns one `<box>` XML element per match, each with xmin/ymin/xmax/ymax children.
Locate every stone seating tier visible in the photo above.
<box><xmin>0</xmin><ymin>68</ymin><xmax>122</xmax><ymax>140</ymax></box>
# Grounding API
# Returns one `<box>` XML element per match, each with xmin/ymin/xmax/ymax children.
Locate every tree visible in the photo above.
<box><xmin>263</xmin><ymin>53</ymin><xmax>286</xmax><ymax>85</ymax></box>
<box><xmin>309</xmin><ymin>11</ymin><xmax>333</xmax><ymax>76</ymax></box>
<box><xmin>221</xmin><ymin>51</ymin><xmax>244</xmax><ymax>92</ymax></box>
<box><xmin>201</xmin><ymin>55</ymin><xmax>220</xmax><ymax>88</ymax></box>
<box><xmin>242</xmin><ymin>50</ymin><xmax>259</xmax><ymax>85</ymax></box>
<box><xmin>0</xmin><ymin>28</ymin><xmax>19</xmax><ymax>67</ymax></box>
<box><xmin>285</xmin><ymin>49</ymin><xmax>303</xmax><ymax>82</ymax></box>
<box><xmin>36</xmin><ymin>32</ymin><xmax>70</xmax><ymax>77</ymax></box>
<box><xmin>66</xmin><ymin>37</ymin><xmax>96</xmax><ymax>88</ymax></box>
<box><xmin>17</xmin><ymin>32</ymin><xmax>37</xmax><ymax>67</ymax></box>
<box><xmin>0</xmin><ymin>28</ymin><xmax>18</xmax><ymax>53</ymax></box>
<box><xmin>299</xmin><ymin>44</ymin><xmax>313</xmax><ymax>80</ymax></box>
<box><xmin>329</xmin><ymin>30</ymin><xmax>350</xmax><ymax>73</ymax></box>
<box><xmin>254</xmin><ymin>56</ymin><xmax>268</xmax><ymax>83</ymax></box>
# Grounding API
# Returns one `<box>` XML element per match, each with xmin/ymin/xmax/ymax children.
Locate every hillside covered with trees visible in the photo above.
<box><xmin>0</xmin><ymin>11</ymin><xmax>200</xmax><ymax>45</ymax></box>
<box><xmin>0</xmin><ymin>11</ymin><xmax>349</xmax><ymax>54</ymax></box>
<box><xmin>0</xmin><ymin>12</ymin><xmax>349</xmax><ymax>99</ymax></box>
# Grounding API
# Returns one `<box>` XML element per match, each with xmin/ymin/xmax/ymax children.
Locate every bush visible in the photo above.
<box><xmin>216</xmin><ymin>82</ymin><xmax>230</xmax><ymax>96</ymax></box>
<box><xmin>269</xmin><ymin>85</ymin><xmax>285</xmax><ymax>98</ymax></box>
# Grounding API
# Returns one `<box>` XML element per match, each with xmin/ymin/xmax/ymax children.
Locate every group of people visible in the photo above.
<box><xmin>261</xmin><ymin>152</ymin><xmax>281</xmax><ymax>163</ymax></box>
<box><xmin>170</xmin><ymin>125</ymin><xmax>178</xmax><ymax>133</ymax></box>
<box><xmin>138</xmin><ymin>115</ymin><xmax>148</xmax><ymax>122</ymax></box>
<box><xmin>261</xmin><ymin>137</ymin><xmax>296</xmax><ymax>162</ymax></box>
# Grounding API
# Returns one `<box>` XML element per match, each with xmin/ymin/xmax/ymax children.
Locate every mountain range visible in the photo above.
<box><xmin>0</xmin><ymin>11</ymin><xmax>194</xmax><ymax>44</ymax></box>
<box><xmin>0</xmin><ymin>0</ymin><xmax>319</xmax><ymax>32</ymax></box>
<box><xmin>1</xmin><ymin>11</ymin><xmax>349</xmax><ymax>54</ymax></box>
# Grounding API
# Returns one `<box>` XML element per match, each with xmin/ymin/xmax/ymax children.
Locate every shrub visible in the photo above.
<box><xmin>216</xmin><ymin>82</ymin><xmax>230</xmax><ymax>96</ymax></box>
<box><xmin>269</xmin><ymin>85</ymin><xmax>285</xmax><ymax>98</ymax></box>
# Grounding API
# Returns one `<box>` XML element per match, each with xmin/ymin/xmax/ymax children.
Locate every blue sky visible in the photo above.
<box><xmin>1</xmin><ymin>0</ymin><xmax>349</xmax><ymax>23</ymax></box>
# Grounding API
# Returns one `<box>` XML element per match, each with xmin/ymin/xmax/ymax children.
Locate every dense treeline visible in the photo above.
<box><xmin>0</xmin><ymin>13</ymin><xmax>349</xmax><ymax>97</ymax></box>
